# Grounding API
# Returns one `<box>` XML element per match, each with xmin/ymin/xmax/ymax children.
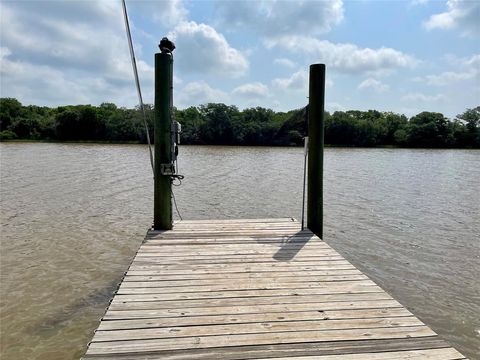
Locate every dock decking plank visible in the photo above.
<box><xmin>83</xmin><ymin>218</ymin><xmax>465</xmax><ymax>359</ymax></box>
<box><xmin>97</xmin><ymin>308</ymin><xmax>414</xmax><ymax>331</ymax></box>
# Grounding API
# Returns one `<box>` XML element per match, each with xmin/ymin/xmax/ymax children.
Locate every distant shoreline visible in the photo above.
<box><xmin>2</xmin><ymin>139</ymin><xmax>479</xmax><ymax>150</ymax></box>
<box><xmin>1</xmin><ymin>98</ymin><xmax>478</xmax><ymax>148</ymax></box>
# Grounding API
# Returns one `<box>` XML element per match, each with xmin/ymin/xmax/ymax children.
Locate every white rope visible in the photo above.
<box><xmin>121</xmin><ymin>0</ymin><xmax>154</xmax><ymax>173</ymax></box>
<box><xmin>301</xmin><ymin>136</ymin><xmax>308</xmax><ymax>230</ymax></box>
<box><xmin>301</xmin><ymin>104</ymin><xmax>310</xmax><ymax>230</ymax></box>
<box><xmin>172</xmin><ymin>189</ymin><xmax>183</xmax><ymax>220</ymax></box>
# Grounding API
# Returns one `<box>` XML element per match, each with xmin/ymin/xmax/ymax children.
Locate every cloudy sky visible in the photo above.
<box><xmin>0</xmin><ymin>0</ymin><xmax>479</xmax><ymax>117</ymax></box>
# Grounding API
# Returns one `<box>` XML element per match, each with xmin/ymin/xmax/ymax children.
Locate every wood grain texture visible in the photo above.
<box><xmin>83</xmin><ymin>218</ymin><xmax>466</xmax><ymax>359</ymax></box>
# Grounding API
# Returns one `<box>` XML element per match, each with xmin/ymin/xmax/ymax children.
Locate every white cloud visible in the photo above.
<box><xmin>415</xmin><ymin>71</ymin><xmax>476</xmax><ymax>86</ymax></box>
<box><xmin>0</xmin><ymin>1</ymin><xmax>154</xmax><ymax>106</ymax></box>
<box><xmin>273</xmin><ymin>69</ymin><xmax>333</xmax><ymax>91</ymax></box>
<box><xmin>0</xmin><ymin>46</ymin><xmax>12</xmax><ymax>59</ymax></box>
<box><xmin>463</xmin><ymin>53</ymin><xmax>480</xmax><ymax>68</ymax></box>
<box><xmin>167</xmin><ymin>21</ymin><xmax>248</xmax><ymax>78</ymax></box>
<box><xmin>423</xmin><ymin>0</ymin><xmax>480</xmax><ymax>37</ymax></box>
<box><xmin>402</xmin><ymin>92</ymin><xmax>446</xmax><ymax>102</ymax></box>
<box><xmin>216</xmin><ymin>0</ymin><xmax>344</xmax><ymax>38</ymax></box>
<box><xmin>0</xmin><ymin>49</ymin><xmax>131</xmax><ymax>105</ymax></box>
<box><xmin>272</xmin><ymin>70</ymin><xmax>308</xmax><ymax>90</ymax></box>
<box><xmin>399</xmin><ymin>107</ymin><xmax>422</xmax><ymax>117</ymax></box>
<box><xmin>152</xmin><ymin>0</ymin><xmax>188</xmax><ymax>27</ymax></box>
<box><xmin>1</xmin><ymin>2</ymin><xmax>126</xmax><ymax>75</ymax></box>
<box><xmin>268</xmin><ymin>37</ymin><xmax>417</xmax><ymax>74</ymax></box>
<box><xmin>0</xmin><ymin>1</ymin><xmax>246</xmax><ymax>107</ymax></box>
<box><xmin>274</xmin><ymin>58</ymin><xmax>296</xmax><ymax>68</ymax></box>
<box><xmin>0</xmin><ymin>51</ymin><xmax>84</xmax><ymax>104</ymax></box>
<box><xmin>358</xmin><ymin>78</ymin><xmax>389</xmax><ymax>93</ymax></box>
<box><xmin>232</xmin><ymin>82</ymin><xmax>269</xmax><ymax>98</ymax></box>
<box><xmin>410</xmin><ymin>0</ymin><xmax>428</xmax><ymax>6</ymax></box>
<box><xmin>176</xmin><ymin>81</ymin><xmax>228</xmax><ymax>107</ymax></box>
<box><xmin>217</xmin><ymin>0</ymin><xmax>415</xmax><ymax>77</ymax></box>
<box><xmin>326</xmin><ymin>102</ymin><xmax>345</xmax><ymax>112</ymax></box>
<box><xmin>413</xmin><ymin>53</ymin><xmax>480</xmax><ymax>85</ymax></box>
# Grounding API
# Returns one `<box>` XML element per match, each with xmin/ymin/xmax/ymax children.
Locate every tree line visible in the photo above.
<box><xmin>1</xmin><ymin>98</ymin><xmax>479</xmax><ymax>148</ymax></box>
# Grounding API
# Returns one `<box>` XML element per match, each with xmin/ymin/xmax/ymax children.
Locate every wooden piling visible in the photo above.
<box><xmin>153</xmin><ymin>52</ymin><xmax>173</xmax><ymax>230</ymax></box>
<box><xmin>307</xmin><ymin>64</ymin><xmax>325</xmax><ymax>238</ymax></box>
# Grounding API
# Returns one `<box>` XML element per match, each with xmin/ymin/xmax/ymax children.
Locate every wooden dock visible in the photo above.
<box><xmin>83</xmin><ymin>218</ymin><xmax>465</xmax><ymax>359</ymax></box>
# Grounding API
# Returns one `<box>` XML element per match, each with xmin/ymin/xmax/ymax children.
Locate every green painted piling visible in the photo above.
<box><xmin>153</xmin><ymin>52</ymin><xmax>173</xmax><ymax>230</ymax></box>
<box><xmin>307</xmin><ymin>64</ymin><xmax>325</xmax><ymax>238</ymax></box>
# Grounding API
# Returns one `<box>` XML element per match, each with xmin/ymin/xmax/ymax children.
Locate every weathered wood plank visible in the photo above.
<box><xmin>116</xmin><ymin>280</ymin><xmax>379</xmax><ymax>295</ymax></box>
<box><xmin>124</xmin><ymin>269</ymin><xmax>365</xmax><ymax>280</ymax></box>
<box><xmin>136</xmin><ymin>248</ymin><xmax>335</xmax><ymax>254</ymax></box>
<box><xmin>173</xmin><ymin>218</ymin><xmax>296</xmax><ymax>223</ymax></box>
<box><xmin>252</xmin><ymin>348</ymin><xmax>465</xmax><ymax>360</ymax></box>
<box><xmin>141</xmin><ymin>239</ymin><xmax>325</xmax><ymax>248</ymax></box>
<box><xmin>83</xmin><ymin>337</ymin><xmax>452</xmax><ymax>360</ymax></box>
<box><xmin>131</xmin><ymin>259</ymin><xmax>352</xmax><ymax>267</ymax></box>
<box><xmin>143</xmin><ymin>238</ymin><xmax>322</xmax><ymax>245</ymax></box>
<box><xmin>125</xmin><ymin>269</ymin><xmax>362</xmax><ymax>277</ymax></box>
<box><xmin>135</xmin><ymin>248</ymin><xmax>337</xmax><ymax>255</ymax></box>
<box><xmin>170</xmin><ymin>225</ymin><xmax>303</xmax><ymax>231</ymax></box>
<box><xmin>114</xmin><ymin>286</ymin><xmax>383</xmax><ymax>300</ymax></box>
<box><xmin>93</xmin><ymin>317</ymin><xmax>424</xmax><ymax>342</ymax></box>
<box><xmin>127</xmin><ymin>263</ymin><xmax>357</xmax><ymax>273</ymax></box>
<box><xmin>150</xmin><ymin>229</ymin><xmax>305</xmax><ymax>233</ymax></box>
<box><xmin>87</xmin><ymin>326</ymin><xmax>436</xmax><ymax>354</ymax></box>
<box><xmin>97</xmin><ymin>307</ymin><xmax>413</xmax><ymax>331</ymax></box>
<box><xmin>103</xmin><ymin>300</ymin><xmax>405</xmax><ymax>320</ymax></box>
<box><xmin>146</xmin><ymin>232</ymin><xmax>313</xmax><ymax>240</ymax></box>
<box><xmin>109</xmin><ymin>293</ymin><xmax>394</xmax><ymax>310</ymax></box>
<box><xmin>120</xmin><ymin>275</ymin><xmax>369</xmax><ymax>286</ymax></box>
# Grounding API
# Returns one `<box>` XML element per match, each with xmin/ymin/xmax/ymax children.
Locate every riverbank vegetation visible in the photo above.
<box><xmin>1</xmin><ymin>98</ymin><xmax>478</xmax><ymax>148</ymax></box>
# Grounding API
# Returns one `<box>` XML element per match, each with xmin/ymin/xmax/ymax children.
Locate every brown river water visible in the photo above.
<box><xmin>0</xmin><ymin>143</ymin><xmax>479</xmax><ymax>359</ymax></box>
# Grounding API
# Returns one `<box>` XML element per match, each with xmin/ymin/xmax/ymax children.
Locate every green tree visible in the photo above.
<box><xmin>10</xmin><ymin>117</ymin><xmax>39</xmax><ymax>139</ymax></box>
<box><xmin>0</xmin><ymin>98</ymin><xmax>22</xmax><ymax>131</ymax></box>
<box><xmin>78</xmin><ymin>105</ymin><xmax>105</xmax><ymax>140</ymax></box>
<box><xmin>325</xmin><ymin>111</ymin><xmax>357</xmax><ymax>145</ymax></box>
<box><xmin>198</xmin><ymin>103</ymin><xmax>240</xmax><ymax>145</ymax></box>
<box><xmin>175</xmin><ymin>106</ymin><xmax>203</xmax><ymax>144</ymax></box>
<box><xmin>274</xmin><ymin>108</ymin><xmax>307</xmax><ymax>146</ymax></box>
<box><xmin>55</xmin><ymin>109</ymin><xmax>80</xmax><ymax>140</ymax></box>
<box><xmin>456</xmin><ymin>107</ymin><xmax>480</xmax><ymax>148</ymax></box>
<box><xmin>382</xmin><ymin>112</ymin><xmax>408</xmax><ymax>145</ymax></box>
<box><xmin>0</xmin><ymin>130</ymin><xmax>17</xmax><ymax>140</ymax></box>
<box><xmin>105</xmin><ymin>108</ymin><xmax>142</xmax><ymax>142</ymax></box>
<box><xmin>241</xmin><ymin>107</ymin><xmax>275</xmax><ymax>145</ymax></box>
<box><xmin>407</xmin><ymin>112</ymin><xmax>454</xmax><ymax>147</ymax></box>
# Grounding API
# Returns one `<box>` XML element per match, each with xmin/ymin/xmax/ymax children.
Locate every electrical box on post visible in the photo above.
<box><xmin>160</xmin><ymin>163</ymin><xmax>175</xmax><ymax>176</ymax></box>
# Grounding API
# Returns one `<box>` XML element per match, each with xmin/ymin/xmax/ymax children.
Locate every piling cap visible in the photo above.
<box><xmin>159</xmin><ymin>37</ymin><xmax>175</xmax><ymax>53</ymax></box>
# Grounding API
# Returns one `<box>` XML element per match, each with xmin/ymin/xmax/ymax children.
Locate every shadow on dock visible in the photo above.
<box><xmin>273</xmin><ymin>231</ymin><xmax>314</xmax><ymax>262</ymax></box>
